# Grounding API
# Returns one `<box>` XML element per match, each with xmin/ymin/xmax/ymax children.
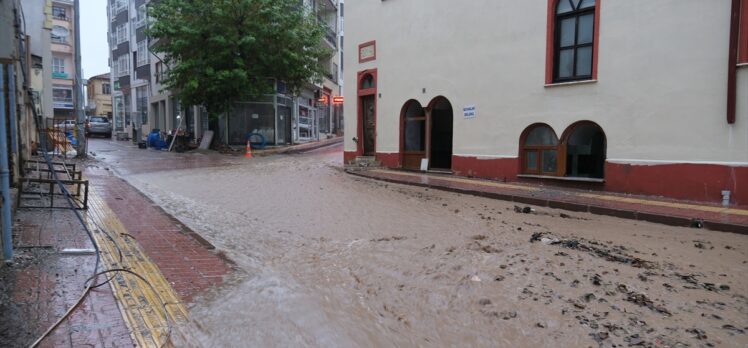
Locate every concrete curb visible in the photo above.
<box><xmin>254</xmin><ymin>137</ymin><xmax>343</xmax><ymax>156</ymax></box>
<box><xmin>346</xmin><ymin>170</ymin><xmax>748</xmax><ymax>235</ymax></box>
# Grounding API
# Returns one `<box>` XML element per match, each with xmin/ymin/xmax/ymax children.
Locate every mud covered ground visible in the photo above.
<box><xmin>117</xmin><ymin>145</ymin><xmax>748</xmax><ymax>347</ymax></box>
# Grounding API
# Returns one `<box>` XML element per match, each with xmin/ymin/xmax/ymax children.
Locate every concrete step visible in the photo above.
<box><xmin>346</xmin><ymin>156</ymin><xmax>382</xmax><ymax>170</ymax></box>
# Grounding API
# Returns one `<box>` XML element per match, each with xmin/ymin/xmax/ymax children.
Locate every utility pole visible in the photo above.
<box><xmin>74</xmin><ymin>0</ymin><xmax>86</xmax><ymax>157</ymax></box>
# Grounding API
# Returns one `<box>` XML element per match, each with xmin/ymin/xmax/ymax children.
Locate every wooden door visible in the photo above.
<box><xmin>362</xmin><ymin>95</ymin><xmax>376</xmax><ymax>156</ymax></box>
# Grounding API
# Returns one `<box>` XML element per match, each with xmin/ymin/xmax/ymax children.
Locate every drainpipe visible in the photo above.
<box><xmin>727</xmin><ymin>0</ymin><xmax>740</xmax><ymax>124</ymax></box>
<box><xmin>8</xmin><ymin>65</ymin><xmax>17</xmax><ymax>154</ymax></box>
<box><xmin>1</xmin><ymin>64</ymin><xmax>13</xmax><ymax>261</ymax></box>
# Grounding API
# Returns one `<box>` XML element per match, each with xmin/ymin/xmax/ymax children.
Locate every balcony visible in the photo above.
<box><xmin>52</xmin><ymin>14</ymin><xmax>70</xmax><ymax>23</ymax></box>
<box><xmin>323</xmin><ymin>26</ymin><xmax>337</xmax><ymax>48</ymax></box>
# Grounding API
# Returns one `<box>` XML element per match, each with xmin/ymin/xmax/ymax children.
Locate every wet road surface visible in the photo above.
<box><xmin>92</xmin><ymin>140</ymin><xmax>748</xmax><ymax>347</ymax></box>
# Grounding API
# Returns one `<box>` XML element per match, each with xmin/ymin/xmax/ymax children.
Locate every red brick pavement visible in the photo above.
<box><xmin>84</xmin><ymin>166</ymin><xmax>233</xmax><ymax>301</ymax></box>
<box><xmin>350</xmin><ymin>169</ymin><xmax>748</xmax><ymax>234</ymax></box>
<box><xmin>1</xmin><ymin>210</ymin><xmax>134</xmax><ymax>348</ymax></box>
<box><xmin>2</xmin><ymin>140</ymin><xmax>235</xmax><ymax>347</ymax></box>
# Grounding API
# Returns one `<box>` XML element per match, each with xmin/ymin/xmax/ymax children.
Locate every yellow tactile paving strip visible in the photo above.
<box><xmin>87</xmin><ymin>190</ymin><xmax>188</xmax><ymax>347</ymax></box>
<box><xmin>370</xmin><ymin>169</ymin><xmax>748</xmax><ymax>217</ymax></box>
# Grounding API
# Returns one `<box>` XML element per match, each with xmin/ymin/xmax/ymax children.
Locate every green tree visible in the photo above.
<box><xmin>148</xmin><ymin>0</ymin><xmax>331</xmax><ymax>117</ymax></box>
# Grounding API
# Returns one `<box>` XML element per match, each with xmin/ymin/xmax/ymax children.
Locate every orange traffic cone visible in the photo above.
<box><xmin>245</xmin><ymin>140</ymin><xmax>253</xmax><ymax>158</ymax></box>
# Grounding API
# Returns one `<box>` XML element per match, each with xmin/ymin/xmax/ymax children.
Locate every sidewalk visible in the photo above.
<box><xmin>252</xmin><ymin>135</ymin><xmax>343</xmax><ymax>156</ymax></box>
<box><xmin>0</xmin><ymin>152</ymin><xmax>234</xmax><ymax>347</ymax></box>
<box><xmin>1</xmin><ymin>204</ymin><xmax>134</xmax><ymax>347</ymax></box>
<box><xmin>348</xmin><ymin>168</ymin><xmax>748</xmax><ymax>235</ymax></box>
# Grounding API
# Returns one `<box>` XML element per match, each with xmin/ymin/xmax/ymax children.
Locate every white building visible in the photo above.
<box><xmin>344</xmin><ymin>0</ymin><xmax>748</xmax><ymax>206</ymax></box>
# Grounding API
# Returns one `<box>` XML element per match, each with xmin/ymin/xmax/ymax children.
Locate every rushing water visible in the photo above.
<box><xmin>119</xmin><ymin>145</ymin><xmax>748</xmax><ymax>348</ymax></box>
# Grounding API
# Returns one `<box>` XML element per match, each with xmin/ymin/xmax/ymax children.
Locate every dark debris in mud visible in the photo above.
<box><xmin>625</xmin><ymin>292</ymin><xmax>672</xmax><ymax>316</ymax></box>
<box><xmin>530</xmin><ymin>232</ymin><xmax>656</xmax><ymax>269</ymax></box>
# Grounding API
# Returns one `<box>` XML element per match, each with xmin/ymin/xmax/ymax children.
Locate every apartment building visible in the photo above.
<box><xmin>147</xmin><ymin>0</ymin><xmax>208</xmax><ymax>144</ymax></box>
<box><xmin>86</xmin><ymin>73</ymin><xmax>112</xmax><ymax>118</ymax></box>
<box><xmin>344</xmin><ymin>0</ymin><xmax>748</xmax><ymax>206</ymax></box>
<box><xmin>220</xmin><ymin>0</ymin><xmax>344</xmax><ymax>146</ymax></box>
<box><xmin>107</xmin><ymin>0</ymin><xmax>151</xmax><ymax>140</ymax></box>
<box><xmin>50</xmin><ymin>0</ymin><xmax>76</xmax><ymax>123</ymax></box>
<box><xmin>107</xmin><ymin>0</ymin><xmax>343</xmax><ymax>146</ymax></box>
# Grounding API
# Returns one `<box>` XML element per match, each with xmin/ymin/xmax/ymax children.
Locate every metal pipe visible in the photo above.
<box><xmin>1</xmin><ymin>64</ymin><xmax>14</xmax><ymax>261</ymax></box>
<box><xmin>8</xmin><ymin>65</ymin><xmax>17</xmax><ymax>153</ymax></box>
<box><xmin>74</xmin><ymin>0</ymin><xmax>86</xmax><ymax>156</ymax></box>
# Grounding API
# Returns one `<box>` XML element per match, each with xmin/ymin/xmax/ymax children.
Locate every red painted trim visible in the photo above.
<box><xmin>376</xmin><ymin>152</ymin><xmax>400</xmax><ymax>168</ymax></box>
<box><xmin>545</xmin><ymin>0</ymin><xmax>556</xmax><ymax>85</ymax></box>
<box><xmin>452</xmin><ymin>156</ymin><xmax>519</xmax><ymax>182</ymax></box>
<box><xmin>728</xmin><ymin>0</ymin><xmax>741</xmax><ymax>124</ymax></box>
<box><xmin>545</xmin><ymin>0</ymin><xmax>601</xmax><ymax>84</ymax></box>
<box><xmin>358</xmin><ymin>40</ymin><xmax>376</xmax><ymax>63</ymax></box>
<box><xmin>356</xmin><ymin>69</ymin><xmax>378</xmax><ymax>156</ymax></box>
<box><xmin>376</xmin><ymin>153</ymin><xmax>747</xmax><ymax>206</ymax></box>
<box><xmin>592</xmin><ymin>0</ymin><xmax>601</xmax><ymax>79</ymax></box>
<box><xmin>739</xmin><ymin>0</ymin><xmax>748</xmax><ymax>64</ymax></box>
<box><xmin>343</xmin><ymin>151</ymin><xmax>357</xmax><ymax>164</ymax></box>
<box><xmin>605</xmin><ymin>162</ymin><xmax>748</xmax><ymax>207</ymax></box>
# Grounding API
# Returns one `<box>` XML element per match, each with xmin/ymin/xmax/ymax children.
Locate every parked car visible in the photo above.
<box><xmin>86</xmin><ymin>116</ymin><xmax>112</xmax><ymax>138</ymax></box>
<box><xmin>54</xmin><ymin>120</ymin><xmax>76</xmax><ymax>130</ymax></box>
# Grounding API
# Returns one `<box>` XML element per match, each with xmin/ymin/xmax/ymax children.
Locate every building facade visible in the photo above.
<box><xmin>344</xmin><ymin>0</ymin><xmax>748</xmax><ymax>206</ymax></box>
<box><xmin>107</xmin><ymin>0</ymin><xmax>150</xmax><ymax>139</ymax></box>
<box><xmin>50</xmin><ymin>0</ymin><xmax>77</xmax><ymax>123</ymax></box>
<box><xmin>219</xmin><ymin>0</ymin><xmax>344</xmax><ymax>147</ymax></box>
<box><xmin>86</xmin><ymin>73</ymin><xmax>112</xmax><ymax>118</ymax></box>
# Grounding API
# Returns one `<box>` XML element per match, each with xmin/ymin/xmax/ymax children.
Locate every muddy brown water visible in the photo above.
<box><xmin>119</xmin><ymin>146</ymin><xmax>748</xmax><ymax>347</ymax></box>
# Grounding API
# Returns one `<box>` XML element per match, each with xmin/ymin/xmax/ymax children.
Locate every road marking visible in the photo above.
<box><xmin>369</xmin><ymin>169</ymin><xmax>748</xmax><ymax>217</ymax></box>
<box><xmin>88</xmin><ymin>190</ymin><xmax>188</xmax><ymax>347</ymax></box>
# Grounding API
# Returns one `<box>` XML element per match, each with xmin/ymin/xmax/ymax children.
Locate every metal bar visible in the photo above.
<box><xmin>49</xmin><ymin>180</ymin><xmax>54</xmax><ymax>208</ymax></box>
<box><xmin>82</xmin><ymin>181</ymin><xmax>88</xmax><ymax>209</ymax></box>
<box><xmin>8</xmin><ymin>65</ymin><xmax>17</xmax><ymax>153</ymax></box>
<box><xmin>1</xmin><ymin>64</ymin><xmax>13</xmax><ymax>260</ymax></box>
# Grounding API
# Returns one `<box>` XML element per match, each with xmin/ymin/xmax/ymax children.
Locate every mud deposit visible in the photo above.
<box><xmin>123</xmin><ymin>147</ymin><xmax>748</xmax><ymax>347</ymax></box>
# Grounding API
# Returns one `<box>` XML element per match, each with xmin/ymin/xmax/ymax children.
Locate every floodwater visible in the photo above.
<box><xmin>122</xmin><ymin>145</ymin><xmax>748</xmax><ymax>347</ymax></box>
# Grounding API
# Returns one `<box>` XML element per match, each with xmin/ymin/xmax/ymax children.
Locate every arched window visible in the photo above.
<box><xmin>563</xmin><ymin>122</ymin><xmax>606</xmax><ymax>178</ymax></box>
<box><xmin>360</xmin><ymin>74</ymin><xmax>375</xmax><ymax>89</ymax></box>
<box><xmin>554</xmin><ymin>0</ymin><xmax>596</xmax><ymax>82</ymax></box>
<box><xmin>521</xmin><ymin>124</ymin><xmax>559</xmax><ymax>175</ymax></box>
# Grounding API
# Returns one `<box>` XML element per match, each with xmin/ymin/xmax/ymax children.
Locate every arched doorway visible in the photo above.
<box><xmin>562</xmin><ymin>121</ymin><xmax>606</xmax><ymax>178</ymax></box>
<box><xmin>357</xmin><ymin>71</ymin><xmax>377</xmax><ymax>156</ymax></box>
<box><xmin>428</xmin><ymin>97</ymin><xmax>453</xmax><ymax>170</ymax></box>
<box><xmin>401</xmin><ymin>100</ymin><xmax>426</xmax><ymax>170</ymax></box>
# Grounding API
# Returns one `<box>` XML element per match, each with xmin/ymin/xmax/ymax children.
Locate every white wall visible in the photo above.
<box><xmin>344</xmin><ymin>0</ymin><xmax>747</xmax><ymax>165</ymax></box>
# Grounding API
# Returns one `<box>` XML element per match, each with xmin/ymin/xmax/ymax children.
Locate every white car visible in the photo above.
<box><xmin>54</xmin><ymin>120</ymin><xmax>77</xmax><ymax>130</ymax></box>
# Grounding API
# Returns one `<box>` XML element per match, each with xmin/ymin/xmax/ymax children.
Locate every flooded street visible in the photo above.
<box><xmin>114</xmin><ymin>145</ymin><xmax>747</xmax><ymax>347</ymax></box>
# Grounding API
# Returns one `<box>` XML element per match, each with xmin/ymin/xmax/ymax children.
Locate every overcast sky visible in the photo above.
<box><xmin>79</xmin><ymin>0</ymin><xmax>110</xmax><ymax>79</ymax></box>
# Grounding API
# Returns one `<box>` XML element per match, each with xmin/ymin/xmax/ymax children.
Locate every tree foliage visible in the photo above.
<box><xmin>148</xmin><ymin>0</ymin><xmax>331</xmax><ymax>117</ymax></box>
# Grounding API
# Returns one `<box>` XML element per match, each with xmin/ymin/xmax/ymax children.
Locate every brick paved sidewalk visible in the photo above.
<box><xmin>349</xmin><ymin>169</ymin><xmax>748</xmax><ymax>235</ymax></box>
<box><xmin>84</xmin><ymin>165</ymin><xmax>233</xmax><ymax>302</ymax></box>
<box><xmin>0</xmin><ymin>209</ymin><xmax>134</xmax><ymax>348</ymax></box>
<box><xmin>1</xmin><ymin>149</ymin><xmax>234</xmax><ymax>347</ymax></box>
